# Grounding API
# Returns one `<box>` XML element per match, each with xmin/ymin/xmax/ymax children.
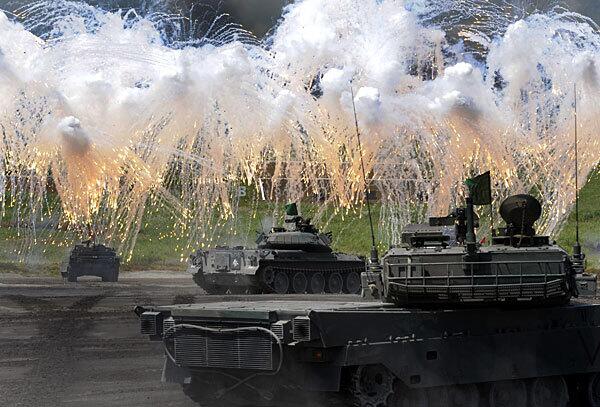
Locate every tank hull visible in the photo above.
<box><xmin>383</xmin><ymin>244</ymin><xmax>576</xmax><ymax>306</ymax></box>
<box><xmin>138</xmin><ymin>299</ymin><xmax>600</xmax><ymax>406</ymax></box>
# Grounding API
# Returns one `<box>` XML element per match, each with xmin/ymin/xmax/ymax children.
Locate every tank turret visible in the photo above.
<box><xmin>255</xmin><ymin>215</ymin><xmax>333</xmax><ymax>253</ymax></box>
<box><xmin>381</xmin><ymin>191</ymin><xmax>582</xmax><ymax>306</ymax></box>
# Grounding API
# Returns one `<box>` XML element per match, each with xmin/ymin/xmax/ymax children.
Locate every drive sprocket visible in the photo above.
<box><xmin>350</xmin><ymin>364</ymin><xmax>396</xmax><ymax>407</ymax></box>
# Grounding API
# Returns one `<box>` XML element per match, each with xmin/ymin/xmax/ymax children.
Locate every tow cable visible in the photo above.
<box><xmin>163</xmin><ymin>324</ymin><xmax>284</xmax><ymax>400</ymax></box>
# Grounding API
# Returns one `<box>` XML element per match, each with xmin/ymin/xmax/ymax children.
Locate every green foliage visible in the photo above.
<box><xmin>557</xmin><ymin>168</ymin><xmax>600</xmax><ymax>272</ymax></box>
<box><xmin>0</xmin><ymin>227</ymin><xmax>71</xmax><ymax>275</ymax></box>
<box><xmin>1</xmin><ymin>172</ymin><xmax>598</xmax><ymax>274</ymax></box>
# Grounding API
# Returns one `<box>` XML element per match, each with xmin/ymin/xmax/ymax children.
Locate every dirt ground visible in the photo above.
<box><xmin>0</xmin><ymin>272</ymin><xmax>201</xmax><ymax>407</ymax></box>
<box><xmin>0</xmin><ymin>272</ymin><xmax>353</xmax><ymax>407</ymax></box>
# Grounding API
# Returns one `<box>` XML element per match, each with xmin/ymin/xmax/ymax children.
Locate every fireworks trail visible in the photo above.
<box><xmin>0</xmin><ymin>0</ymin><xmax>598</xmax><ymax>259</ymax></box>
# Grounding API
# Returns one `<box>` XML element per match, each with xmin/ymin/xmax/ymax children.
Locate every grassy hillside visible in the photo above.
<box><xmin>0</xmin><ymin>171</ymin><xmax>598</xmax><ymax>275</ymax></box>
<box><xmin>557</xmin><ymin>169</ymin><xmax>600</xmax><ymax>271</ymax></box>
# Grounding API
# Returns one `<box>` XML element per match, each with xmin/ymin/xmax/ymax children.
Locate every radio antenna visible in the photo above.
<box><xmin>350</xmin><ymin>84</ymin><xmax>378</xmax><ymax>264</ymax></box>
<box><xmin>573</xmin><ymin>83</ymin><xmax>584</xmax><ymax>271</ymax></box>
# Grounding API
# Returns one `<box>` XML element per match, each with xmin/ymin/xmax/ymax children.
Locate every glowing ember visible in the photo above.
<box><xmin>0</xmin><ymin>0</ymin><xmax>598</xmax><ymax>259</ymax></box>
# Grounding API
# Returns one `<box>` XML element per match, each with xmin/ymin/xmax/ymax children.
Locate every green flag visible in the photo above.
<box><xmin>284</xmin><ymin>203</ymin><xmax>298</xmax><ymax>216</ymax></box>
<box><xmin>465</xmin><ymin>171</ymin><xmax>492</xmax><ymax>205</ymax></box>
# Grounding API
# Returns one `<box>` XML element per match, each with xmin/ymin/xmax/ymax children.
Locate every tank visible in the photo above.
<box><xmin>188</xmin><ymin>206</ymin><xmax>365</xmax><ymax>294</ymax></box>
<box><xmin>380</xmin><ymin>194</ymin><xmax>584</xmax><ymax>305</ymax></box>
<box><xmin>62</xmin><ymin>241</ymin><xmax>120</xmax><ymax>282</ymax></box>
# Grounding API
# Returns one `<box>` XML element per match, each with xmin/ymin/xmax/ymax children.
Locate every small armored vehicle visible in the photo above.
<box><xmin>188</xmin><ymin>204</ymin><xmax>365</xmax><ymax>294</ymax></box>
<box><xmin>136</xmin><ymin>185</ymin><xmax>600</xmax><ymax>407</ymax></box>
<box><xmin>62</xmin><ymin>241</ymin><xmax>120</xmax><ymax>282</ymax></box>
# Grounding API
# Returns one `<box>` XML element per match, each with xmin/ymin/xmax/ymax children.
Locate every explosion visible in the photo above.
<box><xmin>0</xmin><ymin>0</ymin><xmax>598</xmax><ymax>258</ymax></box>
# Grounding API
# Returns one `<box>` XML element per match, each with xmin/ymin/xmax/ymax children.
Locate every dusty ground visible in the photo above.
<box><xmin>0</xmin><ymin>272</ymin><xmax>350</xmax><ymax>407</ymax></box>
<box><xmin>0</xmin><ymin>271</ymin><xmax>198</xmax><ymax>407</ymax></box>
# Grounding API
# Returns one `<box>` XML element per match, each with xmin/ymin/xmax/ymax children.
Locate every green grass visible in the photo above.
<box><xmin>0</xmin><ymin>227</ymin><xmax>71</xmax><ymax>275</ymax></box>
<box><xmin>1</xmin><ymin>171</ymin><xmax>598</xmax><ymax>275</ymax></box>
<box><xmin>557</xmin><ymin>169</ymin><xmax>600</xmax><ymax>272</ymax></box>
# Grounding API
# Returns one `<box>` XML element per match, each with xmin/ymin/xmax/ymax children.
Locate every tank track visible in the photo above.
<box><xmin>182</xmin><ymin>364</ymin><xmax>583</xmax><ymax>406</ymax></box>
<box><xmin>345</xmin><ymin>364</ymin><xmax>577</xmax><ymax>407</ymax></box>
<box><xmin>192</xmin><ymin>261</ymin><xmax>364</xmax><ymax>295</ymax></box>
<box><xmin>257</xmin><ymin>261</ymin><xmax>365</xmax><ymax>294</ymax></box>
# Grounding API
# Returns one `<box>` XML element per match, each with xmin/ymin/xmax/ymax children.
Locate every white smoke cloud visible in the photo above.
<box><xmin>353</xmin><ymin>87</ymin><xmax>382</xmax><ymax>124</ymax></box>
<box><xmin>0</xmin><ymin>0</ymin><xmax>598</xmax><ymax>253</ymax></box>
<box><xmin>57</xmin><ymin>116</ymin><xmax>91</xmax><ymax>156</ymax></box>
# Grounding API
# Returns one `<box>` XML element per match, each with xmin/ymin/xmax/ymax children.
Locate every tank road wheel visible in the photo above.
<box><xmin>309</xmin><ymin>272</ymin><xmax>326</xmax><ymax>294</ymax></box>
<box><xmin>344</xmin><ymin>271</ymin><xmax>362</xmax><ymax>294</ymax></box>
<box><xmin>328</xmin><ymin>272</ymin><xmax>344</xmax><ymax>294</ymax></box>
<box><xmin>273</xmin><ymin>271</ymin><xmax>290</xmax><ymax>294</ymax></box>
<box><xmin>488</xmin><ymin>380</ymin><xmax>527</xmax><ymax>407</ymax></box>
<box><xmin>588</xmin><ymin>373</ymin><xmax>600</xmax><ymax>407</ymax></box>
<box><xmin>445</xmin><ymin>384</ymin><xmax>479</xmax><ymax>407</ymax></box>
<box><xmin>292</xmin><ymin>272</ymin><xmax>308</xmax><ymax>294</ymax></box>
<box><xmin>351</xmin><ymin>365</ymin><xmax>395</xmax><ymax>407</ymax></box>
<box><xmin>529</xmin><ymin>376</ymin><xmax>568</xmax><ymax>407</ymax></box>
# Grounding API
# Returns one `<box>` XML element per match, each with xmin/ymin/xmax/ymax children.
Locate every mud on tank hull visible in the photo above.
<box><xmin>188</xmin><ymin>248</ymin><xmax>365</xmax><ymax>295</ymax></box>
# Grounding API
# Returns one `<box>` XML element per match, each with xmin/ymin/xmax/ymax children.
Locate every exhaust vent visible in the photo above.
<box><xmin>293</xmin><ymin>316</ymin><xmax>318</xmax><ymax>342</ymax></box>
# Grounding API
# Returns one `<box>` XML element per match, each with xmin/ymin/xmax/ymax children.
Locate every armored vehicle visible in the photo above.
<box><xmin>188</xmin><ymin>204</ymin><xmax>365</xmax><ymax>295</ymax></box>
<box><xmin>136</xmin><ymin>187</ymin><xmax>599</xmax><ymax>407</ymax></box>
<box><xmin>382</xmin><ymin>194</ymin><xmax>578</xmax><ymax>306</ymax></box>
<box><xmin>62</xmin><ymin>241</ymin><xmax>120</xmax><ymax>282</ymax></box>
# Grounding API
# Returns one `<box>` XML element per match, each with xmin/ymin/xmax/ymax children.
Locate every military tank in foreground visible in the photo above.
<box><xmin>188</xmin><ymin>204</ymin><xmax>365</xmax><ymax>294</ymax></box>
<box><xmin>136</xmin><ymin>176</ymin><xmax>599</xmax><ymax>407</ymax></box>
<box><xmin>62</xmin><ymin>241</ymin><xmax>120</xmax><ymax>282</ymax></box>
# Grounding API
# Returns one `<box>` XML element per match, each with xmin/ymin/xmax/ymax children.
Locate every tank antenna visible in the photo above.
<box><xmin>350</xmin><ymin>84</ymin><xmax>378</xmax><ymax>264</ymax></box>
<box><xmin>573</xmin><ymin>83</ymin><xmax>584</xmax><ymax>271</ymax></box>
